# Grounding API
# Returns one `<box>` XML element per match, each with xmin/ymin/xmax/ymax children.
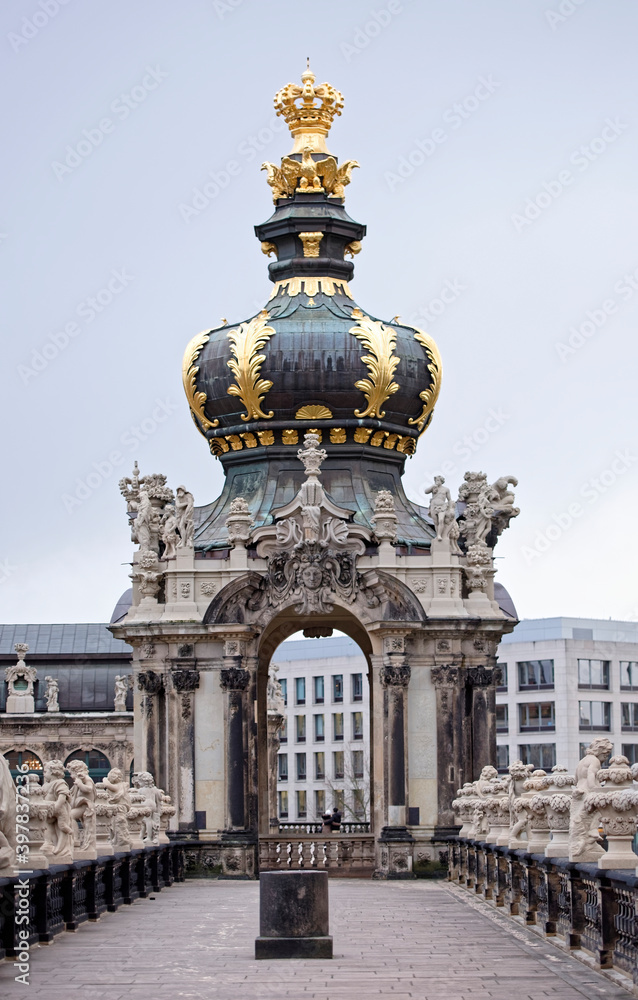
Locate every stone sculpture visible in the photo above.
<box><xmin>371</xmin><ymin>490</ymin><xmax>398</xmax><ymax>542</ymax></box>
<box><xmin>225</xmin><ymin>496</ymin><xmax>254</xmax><ymax>547</ymax></box>
<box><xmin>584</xmin><ymin>755</ymin><xmax>638</xmax><ymax>869</ymax></box>
<box><xmin>424</xmin><ymin>476</ymin><xmax>453</xmax><ymax>541</ymax></box>
<box><xmin>67</xmin><ymin>759</ymin><xmax>97</xmax><ymax>860</ymax></box>
<box><xmin>540</xmin><ymin>765</ymin><xmax>575</xmax><ymax>858</ymax></box>
<box><xmin>569</xmin><ymin>737</ymin><xmax>613</xmax><ymax>862</ymax></box>
<box><xmin>160</xmin><ymin>505</ymin><xmax>179</xmax><ymax>560</ymax></box>
<box><xmin>5</xmin><ymin>643</ymin><xmax>37</xmax><ymax>713</ymax></box>
<box><xmin>524</xmin><ymin>770</ymin><xmax>552</xmax><ymax>853</ymax></box>
<box><xmin>131</xmin><ymin>771</ymin><xmax>163</xmax><ymax>845</ymax></box>
<box><xmin>175</xmin><ymin>486</ymin><xmax>195</xmax><ymax>547</ymax></box>
<box><xmin>24</xmin><ymin>775</ymin><xmax>51</xmax><ymax>869</ymax></box>
<box><xmin>159</xmin><ymin>793</ymin><xmax>176</xmax><ymax>844</ymax></box>
<box><xmin>114</xmin><ymin>674</ymin><xmax>129</xmax><ymax>712</ymax></box>
<box><xmin>0</xmin><ymin>753</ymin><xmax>16</xmax><ymax>876</ymax></box>
<box><xmin>267</xmin><ymin>663</ymin><xmax>286</xmax><ymax>715</ymax></box>
<box><xmin>41</xmin><ymin>759</ymin><xmax>74</xmax><ymax>864</ymax></box>
<box><xmin>99</xmin><ymin>768</ymin><xmax>132</xmax><ymax>851</ymax></box>
<box><xmin>44</xmin><ymin>675</ymin><xmax>60</xmax><ymax>712</ymax></box>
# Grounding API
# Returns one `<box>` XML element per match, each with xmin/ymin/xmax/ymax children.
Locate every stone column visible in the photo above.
<box><xmin>377</xmin><ymin>644</ymin><xmax>414</xmax><ymax>877</ymax></box>
<box><xmin>220</xmin><ymin>658</ymin><xmax>251</xmax><ymax>832</ymax></box>
<box><xmin>467</xmin><ymin>665</ymin><xmax>497</xmax><ymax>780</ymax></box>
<box><xmin>430</xmin><ymin>663</ymin><xmax>463</xmax><ymax>835</ymax></box>
<box><xmin>170</xmin><ymin>667</ymin><xmax>200</xmax><ymax>834</ymax></box>
<box><xmin>267</xmin><ymin>711</ymin><xmax>285</xmax><ymax>829</ymax></box>
<box><xmin>136</xmin><ymin>669</ymin><xmax>165</xmax><ymax>780</ymax></box>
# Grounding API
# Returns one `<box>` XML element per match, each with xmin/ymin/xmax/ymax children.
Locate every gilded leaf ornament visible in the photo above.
<box><xmin>408</xmin><ymin>327</ymin><xmax>442</xmax><ymax>434</ymax></box>
<box><xmin>227</xmin><ymin>310</ymin><xmax>276</xmax><ymax>421</ymax></box>
<box><xmin>349</xmin><ymin>310</ymin><xmax>400</xmax><ymax>419</ymax></box>
<box><xmin>182</xmin><ymin>330</ymin><xmax>219</xmax><ymax>436</ymax></box>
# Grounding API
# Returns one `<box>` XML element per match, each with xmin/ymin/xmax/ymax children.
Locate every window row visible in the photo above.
<box><xmin>496</xmin><ymin>743</ymin><xmax>638</xmax><ymax>771</ymax></box>
<box><xmin>495</xmin><ymin>701</ymin><xmax>638</xmax><ymax>734</ymax></box>
<box><xmin>277</xmin><ymin>788</ymin><xmax>367</xmax><ymax>820</ymax></box>
<box><xmin>279</xmin><ymin>673</ymin><xmax>364</xmax><ymax>707</ymax></box>
<box><xmin>496</xmin><ymin>659</ymin><xmax>638</xmax><ymax>693</ymax></box>
<box><xmin>279</xmin><ymin>712</ymin><xmax>364</xmax><ymax>744</ymax></box>
<box><xmin>4</xmin><ymin>747</ymin><xmax>112</xmax><ymax>782</ymax></box>
<box><xmin>278</xmin><ymin>750</ymin><xmax>365</xmax><ymax>782</ymax></box>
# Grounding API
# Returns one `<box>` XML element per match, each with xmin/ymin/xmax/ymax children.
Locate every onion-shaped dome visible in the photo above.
<box><xmin>183</xmin><ymin>65</ymin><xmax>442</xmax><ymax>549</ymax></box>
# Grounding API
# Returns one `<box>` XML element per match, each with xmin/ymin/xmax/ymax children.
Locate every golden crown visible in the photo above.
<box><xmin>274</xmin><ymin>61</ymin><xmax>344</xmax><ymax>153</ymax></box>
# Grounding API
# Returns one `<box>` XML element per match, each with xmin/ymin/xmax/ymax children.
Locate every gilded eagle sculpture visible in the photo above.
<box><xmin>261</xmin><ymin>147</ymin><xmax>359</xmax><ymax>202</ymax></box>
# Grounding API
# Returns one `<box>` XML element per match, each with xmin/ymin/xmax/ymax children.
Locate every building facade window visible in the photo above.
<box><xmin>295</xmin><ymin>715</ymin><xmax>306</xmax><ymax>742</ymax></box>
<box><xmin>496</xmin><ymin>745</ymin><xmax>510</xmax><ymax>772</ymax></box>
<box><xmin>518</xmin><ymin>659</ymin><xmax>554</xmax><ymax>690</ymax></box>
<box><xmin>352</xmin><ymin>711</ymin><xmax>364</xmax><ymax>740</ymax></box>
<box><xmin>296</xmin><ymin>790</ymin><xmax>307</xmax><ymax>818</ymax></box>
<box><xmin>519</xmin><ymin>743</ymin><xmax>556</xmax><ymax>770</ymax></box>
<box><xmin>295</xmin><ymin>677</ymin><xmax>306</xmax><ymax>705</ymax></box>
<box><xmin>622</xmin><ymin>743</ymin><xmax>638</xmax><ymax>764</ymax></box>
<box><xmin>496</xmin><ymin>704</ymin><xmax>508</xmax><ymax>734</ymax></box>
<box><xmin>333</xmin><ymin>750</ymin><xmax>344</xmax><ymax>779</ymax></box>
<box><xmin>577</xmin><ymin>659</ymin><xmax>610</xmax><ymax>689</ymax></box>
<box><xmin>4</xmin><ymin>749</ymin><xmax>43</xmax><ymax>781</ymax></box>
<box><xmin>296</xmin><ymin>753</ymin><xmax>306</xmax><ymax>781</ymax></box>
<box><xmin>352</xmin><ymin>750</ymin><xmax>364</xmax><ymax>778</ymax></box>
<box><xmin>352</xmin><ymin>673</ymin><xmax>363</xmax><ymax>701</ymax></box>
<box><xmin>496</xmin><ymin>662</ymin><xmax>508</xmax><ymax>692</ymax></box>
<box><xmin>519</xmin><ymin>702</ymin><xmax>555</xmax><ymax>732</ymax></box>
<box><xmin>279</xmin><ymin>717</ymin><xmax>287</xmax><ymax>744</ymax></box>
<box><xmin>579</xmin><ymin>700</ymin><xmax>611</xmax><ymax>731</ymax></box>
<box><xmin>278</xmin><ymin>790</ymin><xmax>288</xmax><ymax>818</ymax></box>
<box><xmin>280</xmin><ymin>678</ymin><xmax>287</xmax><ymax>706</ymax></box>
<box><xmin>621</xmin><ymin>703</ymin><xmax>638</xmax><ymax>732</ymax></box>
<box><xmin>579</xmin><ymin>742</ymin><xmax>613</xmax><ymax>760</ymax></box>
<box><xmin>314</xmin><ymin>713</ymin><xmax>325</xmax><ymax>742</ymax></box>
<box><xmin>315</xmin><ymin>789</ymin><xmax>326</xmax><ymax>818</ymax></box>
<box><xmin>620</xmin><ymin>662</ymin><xmax>638</xmax><ymax>690</ymax></box>
<box><xmin>278</xmin><ymin>753</ymin><xmax>288</xmax><ymax>781</ymax></box>
<box><xmin>353</xmin><ymin>788</ymin><xmax>366</xmax><ymax>819</ymax></box>
<box><xmin>333</xmin><ymin>789</ymin><xmax>344</xmax><ymax>812</ymax></box>
<box><xmin>333</xmin><ymin>713</ymin><xmax>344</xmax><ymax>741</ymax></box>
<box><xmin>332</xmin><ymin>675</ymin><xmax>343</xmax><ymax>703</ymax></box>
<box><xmin>313</xmin><ymin>676</ymin><xmax>324</xmax><ymax>703</ymax></box>
<box><xmin>314</xmin><ymin>751</ymin><xmax>325</xmax><ymax>780</ymax></box>
<box><xmin>65</xmin><ymin>748</ymin><xmax>111</xmax><ymax>782</ymax></box>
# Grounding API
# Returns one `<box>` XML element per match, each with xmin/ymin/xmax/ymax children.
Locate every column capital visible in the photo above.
<box><xmin>220</xmin><ymin>666</ymin><xmax>250</xmax><ymax>691</ymax></box>
<box><xmin>137</xmin><ymin>669</ymin><xmax>164</xmax><ymax>694</ymax></box>
<box><xmin>380</xmin><ymin>659</ymin><xmax>411</xmax><ymax>688</ymax></box>
<box><xmin>467</xmin><ymin>664</ymin><xmax>496</xmax><ymax>687</ymax></box>
<box><xmin>171</xmin><ymin>668</ymin><xmax>200</xmax><ymax>692</ymax></box>
<box><xmin>430</xmin><ymin>664</ymin><xmax>459</xmax><ymax>688</ymax></box>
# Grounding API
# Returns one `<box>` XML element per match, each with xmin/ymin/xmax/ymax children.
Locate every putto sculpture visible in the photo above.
<box><xmin>67</xmin><ymin>759</ymin><xmax>97</xmax><ymax>860</ymax></box>
<box><xmin>569</xmin><ymin>737</ymin><xmax>613</xmax><ymax>862</ymax></box>
<box><xmin>44</xmin><ymin>675</ymin><xmax>60</xmax><ymax>712</ymax></box>
<box><xmin>41</xmin><ymin>759</ymin><xmax>74</xmax><ymax>864</ymax></box>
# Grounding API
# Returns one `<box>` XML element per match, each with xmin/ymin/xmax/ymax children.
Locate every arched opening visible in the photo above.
<box><xmin>64</xmin><ymin>748</ymin><xmax>111</xmax><ymax>782</ymax></box>
<box><xmin>256</xmin><ymin>607</ymin><xmax>376</xmax><ymax>874</ymax></box>
<box><xmin>4</xmin><ymin>749</ymin><xmax>43</xmax><ymax>782</ymax></box>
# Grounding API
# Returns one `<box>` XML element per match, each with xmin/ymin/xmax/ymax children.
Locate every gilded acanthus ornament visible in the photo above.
<box><xmin>408</xmin><ymin>327</ymin><xmax>442</xmax><ymax>434</ymax></box>
<box><xmin>182</xmin><ymin>330</ymin><xmax>219</xmax><ymax>435</ymax></box>
<box><xmin>226</xmin><ymin>310</ymin><xmax>276</xmax><ymax>421</ymax></box>
<box><xmin>349</xmin><ymin>311</ymin><xmax>400</xmax><ymax>419</ymax></box>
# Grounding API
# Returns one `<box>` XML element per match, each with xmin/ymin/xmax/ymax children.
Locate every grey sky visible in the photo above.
<box><xmin>1</xmin><ymin>0</ymin><xmax>637</xmax><ymax>624</ymax></box>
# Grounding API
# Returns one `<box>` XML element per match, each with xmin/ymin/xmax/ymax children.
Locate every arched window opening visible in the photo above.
<box><xmin>64</xmin><ymin>748</ymin><xmax>111</xmax><ymax>782</ymax></box>
<box><xmin>3</xmin><ymin>749</ymin><xmax>44</xmax><ymax>782</ymax></box>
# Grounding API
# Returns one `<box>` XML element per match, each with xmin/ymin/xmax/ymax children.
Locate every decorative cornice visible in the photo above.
<box><xmin>268</xmin><ymin>276</ymin><xmax>352</xmax><ymax>299</ymax></box>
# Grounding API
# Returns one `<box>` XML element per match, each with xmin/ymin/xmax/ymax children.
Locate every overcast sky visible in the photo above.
<box><xmin>1</xmin><ymin>0</ymin><xmax>637</xmax><ymax>625</ymax></box>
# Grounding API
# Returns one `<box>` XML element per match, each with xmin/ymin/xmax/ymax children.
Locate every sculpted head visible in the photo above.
<box><xmin>44</xmin><ymin>759</ymin><xmax>65</xmax><ymax>781</ymax></box>
<box><xmin>479</xmin><ymin>765</ymin><xmax>498</xmax><ymax>781</ymax></box>
<box><xmin>586</xmin><ymin>737</ymin><xmax>613</xmax><ymax>762</ymax></box>
<box><xmin>134</xmin><ymin>770</ymin><xmax>155</xmax><ymax>788</ymax></box>
<box><xmin>67</xmin><ymin>759</ymin><xmax>89</xmax><ymax>779</ymax></box>
<box><xmin>107</xmin><ymin>768</ymin><xmax>124</xmax><ymax>783</ymax></box>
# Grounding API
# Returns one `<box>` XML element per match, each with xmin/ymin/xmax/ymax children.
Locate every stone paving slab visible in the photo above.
<box><xmin>0</xmin><ymin>879</ymin><xmax>633</xmax><ymax>999</ymax></box>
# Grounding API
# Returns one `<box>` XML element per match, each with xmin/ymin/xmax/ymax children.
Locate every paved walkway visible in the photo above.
<box><xmin>0</xmin><ymin>879</ymin><xmax>633</xmax><ymax>999</ymax></box>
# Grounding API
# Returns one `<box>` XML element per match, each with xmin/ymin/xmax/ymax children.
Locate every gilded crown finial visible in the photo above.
<box><xmin>274</xmin><ymin>63</ymin><xmax>344</xmax><ymax>154</ymax></box>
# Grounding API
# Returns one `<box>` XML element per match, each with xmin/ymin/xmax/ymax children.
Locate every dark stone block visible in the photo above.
<box><xmin>256</xmin><ymin>871</ymin><xmax>332</xmax><ymax>960</ymax></box>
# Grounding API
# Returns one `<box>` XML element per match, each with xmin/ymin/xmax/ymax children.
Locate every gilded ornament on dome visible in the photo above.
<box><xmin>261</xmin><ymin>242</ymin><xmax>277</xmax><ymax>258</ymax></box>
<box><xmin>261</xmin><ymin>149</ymin><xmax>359</xmax><ymax>203</ymax></box>
<box><xmin>299</xmin><ymin>232</ymin><xmax>323</xmax><ymax>257</ymax></box>
<box><xmin>257</xmin><ymin>430</ymin><xmax>275</xmax><ymax>446</ymax></box>
<box><xmin>408</xmin><ymin>327</ymin><xmax>443</xmax><ymax>434</ymax></box>
<box><xmin>330</xmin><ymin>428</ymin><xmax>347</xmax><ymax>444</ymax></box>
<box><xmin>349</xmin><ymin>312</ymin><xmax>400</xmax><ymax>420</ymax></box>
<box><xmin>226</xmin><ymin>310</ymin><xmax>276</xmax><ymax>421</ymax></box>
<box><xmin>227</xmin><ymin>435</ymin><xmax>243</xmax><ymax>450</ymax></box>
<box><xmin>269</xmin><ymin>276</ymin><xmax>352</xmax><ymax>299</ymax></box>
<box><xmin>182</xmin><ymin>330</ymin><xmax>219</xmax><ymax>435</ymax></box>
<box><xmin>274</xmin><ymin>62</ymin><xmax>344</xmax><ymax>154</ymax></box>
<box><xmin>282</xmin><ymin>429</ymin><xmax>299</xmax><ymax>445</ymax></box>
<box><xmin>354</xmin><ymin>427</ymin><xmax>372</xmax><ymax>444</ymax></box>
<box><xmin>344</xmin><ymin>240</ymin><xmax>362</xmax><ymax>257</ymax></box>
<box><xmin>295</xmin><ymin>405</ymin><xmax>333</xmax><ymax>420</ymax></box>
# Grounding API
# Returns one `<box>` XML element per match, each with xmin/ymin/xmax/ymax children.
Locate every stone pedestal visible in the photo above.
<box><xmin>255</xmin><ymin>871</ymin><xmax>332</xmax><ymax>959</ymax></box>
<box><xmin>6</xmin><ymin>694</ymin><xmax>34</xmax><ymax>713</ymax></box>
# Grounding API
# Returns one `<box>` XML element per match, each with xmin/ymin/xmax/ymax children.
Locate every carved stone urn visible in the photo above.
<box><xmin>541</xmin><ymin>765</ymin><xmax>575</xmax><ymax>858</ymax></box>
<box><xmin>452</xmin><ymin>783</ymin><xmax>477</xmax><ymax>837</ymax></box>
<box><xmin>584</xmin><ymin>756</ymin><xmax>638</xmax><ymax>870</ymax></box>
<box><xmin>159</xmin><ymin>793</ymin><xmax>176</xmax><ymax>845</ymax></box>
<box><xmin>483</xmin><ymin>779</ymin><xmax>511</xmax><ymax>846</ymax></box>
<box><xmin>523</xmin><ymin>771</ymin><xmax>551</xmax><ymax>853</ymax></box>
<box><xmin>95</xmin><ymin>788</ymin><xmax>117</xmax><ymax>856</ymax></box>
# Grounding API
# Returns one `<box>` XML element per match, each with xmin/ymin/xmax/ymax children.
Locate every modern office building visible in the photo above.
<box><xmin>495</xmin><ymin>617</ymin><xmax>638</xmax><ymax>773</ymax></box>
<box><xmin>271</xmin><ymin>635</ymin><xmax>370</xmax><ymax>824</ymax></box>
